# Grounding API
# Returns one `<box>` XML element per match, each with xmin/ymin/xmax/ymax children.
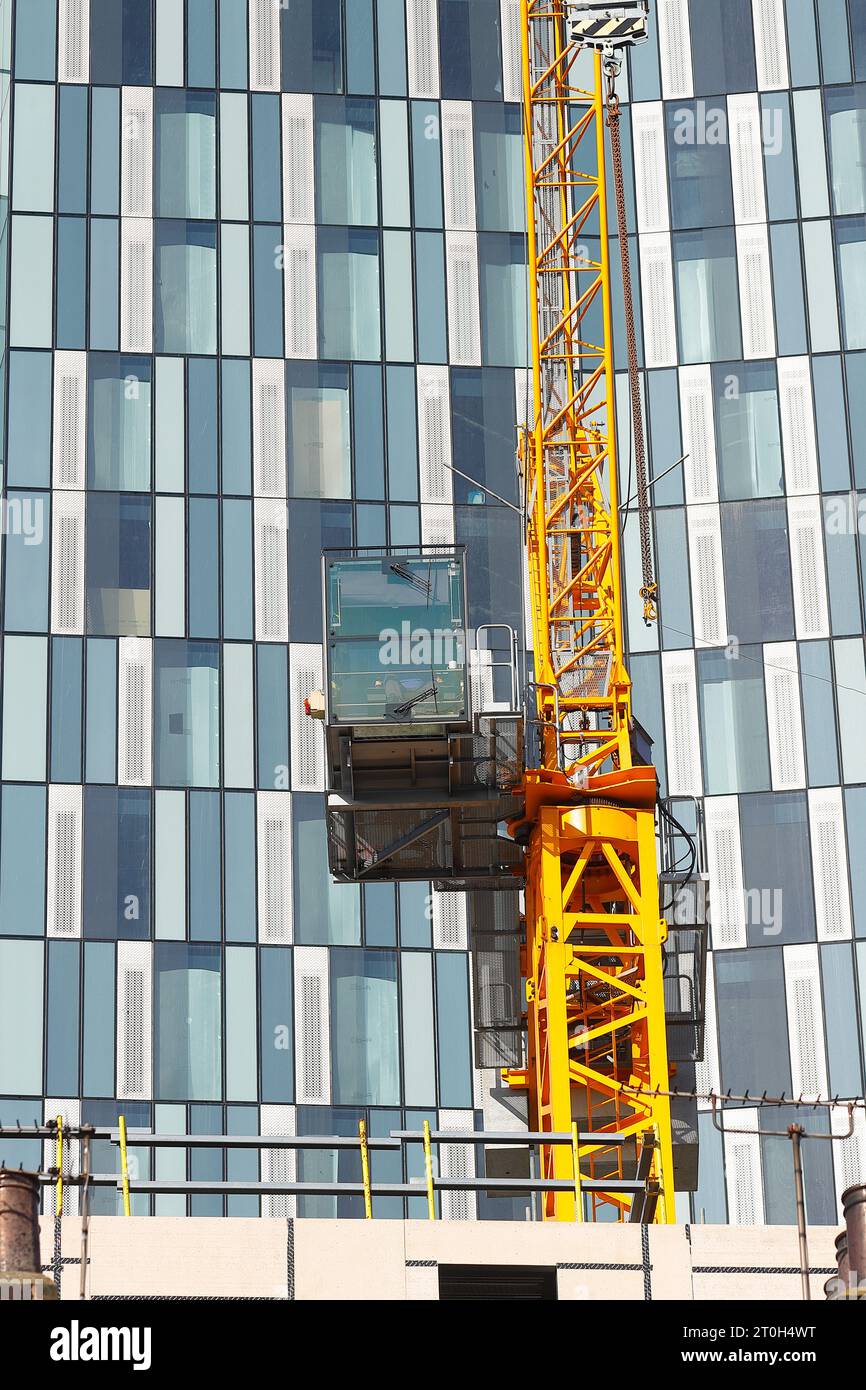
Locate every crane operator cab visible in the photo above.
<box><xmin>567</xmin><ymin>1</ymin><xmax>650</xmax><ymax>51</ymax></box>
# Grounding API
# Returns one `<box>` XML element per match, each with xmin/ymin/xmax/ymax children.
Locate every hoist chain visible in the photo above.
<box><xmin>604</xmin><ymin>60</ymin><xmax>658</xmax><ymax>625</ymax></box>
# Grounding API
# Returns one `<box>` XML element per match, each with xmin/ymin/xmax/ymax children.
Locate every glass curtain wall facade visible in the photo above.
<box><xmin>620</xmin><ymin>0</ymin><xmax>866</xmax><ymax>1225</ymax></box>
<box><xmin>0</xmin><ymin>0</ymin><xmax>527</xmax><ymax>1219</ymax></box>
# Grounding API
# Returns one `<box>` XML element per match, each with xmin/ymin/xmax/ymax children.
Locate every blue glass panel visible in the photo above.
<box><xmin>51</xmin><ymin>637</ymin><xmax>83</xmax><ymax>783</ymax></box>
<box><xmin>57</xmin><ymin>217</ymin><xmax>87</xmax><ymax>347</ymax></box>
<box><xmin>187</xmin><ymin>0</ymin><xmax>216</xmax><ymax>87</ymax></box>
<box><xmin>7</xmin><ymin>352</ymin><xmax>51</xmax><ymax>486</ymax></box>
<box><xmin>220</xmin><ymin>359</ymin><xmax>252</xmax><ymax>494</ymax></box>
<box><xmin>4</xmin><ymin>491</ymin><xmax>50</xmax><ymax>632</ymax></box>
<box><xmin>222</xmin><ymin>501</ymin><xmax>253</xmax><ymax>639</ymax></box>
<box><xmin>90</xmin><ymin>88</ymin><xmax>120</xmax><ymax>215</ymax></box>
<box><xmin>188</xmin><ymin>359</ymin><xmax>219</xmax><ymax>493</ymax></box>
<box><xmin>58</xmin><ymin>86</ymin><xmax>88</xmax><ymax>214</ymax></box>
<box><xmin>155</xmin><ymin>943</ymin><xmax>223</xmax><ymax>1101</ymax></box>
<box><xmin>83</xmin><ymin>942</ymin><xmax>115</xmax><ymax>1096</ymax></box>
<box><xmin>332</xmin><ymin>948</ymin><xmax>399</xmax><ymax>1105</ymax></box>
<box><xmin>83</xmin><ymin>788</ymin><xmax>151</xmax><ymax>940</ymax></box>
<box><xmin>260</xmin><ymin>947</ymin><xmax>294</xmax><ymax>1102</ymax></box>
<box><xmin>85</xmin><ymin>638</ymin><xmax>117</xmax><ymax>783</ymax></box>
<box><xmin>219</xmin><ymin>0</ymin><xmax>248</xmax><ymax>89</ymax></box>
<box><xmin>14</xmin><ymin>0</ymin><xmax>56</xmax><ymax>79</ymax></box>
<box><xmin>224</xmin><ymin>793</ymin><xmax>256</xmax><ymax>941</ymax></box>
<box><xmin>281</xmin><ymin>0</ymin><xmax>343</xmax><ymax>93</ymax></box>
<box><xmin>189</xmin><ymin>790</ymin><xmax>222</xmax><ymax>939</ymax></box>
<box><xmin>0</xmin><ymin>785</ymin><xmax>46</xmax><ymax>936</ymax></box>
<box><xmin>253</xmin><ymin>223</ymin><xmax>284</xmax><ymax>356</ymax></box>
<box><xmin>435</xmin><ymin>951</ymin><xmax>472</xmax><ymax>1107</ymax></box>
<box><xmin>251</xmin><ymin>94</ymin><xmax>281</xmax><ymax>221</ymax></box>
<box><xmin>155</xmin><ymin>640</ymin><xmax>220</xmax><ymax>787</ymax></box>
<box><xmin>47</xmin><ymin>941</ymin><xmax>80</xmax><ymax>1096</ymax></box>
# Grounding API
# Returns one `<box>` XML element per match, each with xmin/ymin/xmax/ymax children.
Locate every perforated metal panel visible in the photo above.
<box><xmin>58</xmin><ymin>0</ymin><xmax>89</xmax><ymax>83</ymax></box>
<box><xmin>809</xmin><ymin>788</ymin><xmax>853</xmax><ymax>942</ymax></box>
<box><xmin>764</xmin><ymin>642</ymin><xmax>806</xmax><ymax>791</ymax></box>
<box><xmin>47</xmin><ymin>786</ymin><xmax>82</xmax><ymax>940</ymax></box>
<box><xmin>117</xmin><ymin>941</ymin><xmax>152</xmax><ymax>1101</ymax></box>
<box><xmin>686</xmin><ymin>504</ymin><xmax>727</xmax><ymax>647</ymax></box>
<box><xmin>695</xmin><ymin>951</ymin><xmax>721</xmax><ymax>1106</ymax></box>
<box><xmin>260</xmin><ymin>1104</ymin><xmax>297</xmax><ymax>1218</ymax></box>
<box><xmin>783</xmin><ymin>945</ymin><xmax>827</xmax><ymax>1099</ymax></box>
<box><xmin>406</xmin><ymin>0</ymin><xmax>440</xmax><ymax>98</ymax></box>
<box><xmin>445</xmin><ymin>232</ymin><xmax>482</xmax><ymax>366</ymax></box>
<box><xmin>417</xmin><ymin>366</ymin><xmax>453</xmax><ymax>505</ymax></box>
<box><xmin>724</xmin><ymin>1114</ymin><xmax>764</xmax><ymax>1225</ymax></box>
<box><xmin>432</xmin><ymin>891</ymin><xmax>467</xmax><ymax>950</ymax></box>
<box><xmin>289</xmin><ymin>644</ymin><xmax>325</xmax><ymax>791</ymax></box>
<box><xmin>777</xmin><ymin>357</ymin><xmax>819</xmax><ymax>495</ymax></box>
<box><xmin>118</xmin><ymin>638</ymin><xmax>153</xmax><ymax>786</ymax></box>
<box><xmin>120</xmin><ymin>217</ymin><xmax>154</xmax><ymax>353</ymax></box>
<box><xmin>728</xmin><ymin>94</ymin><xmax>766</xmax><ymax>224</ymax></box>
<box><xmin>736</xmin><ymin>225</ymin><xmax>775</xmax><ymax>358</ymax></box>
<box><xmin>679</xmin><ymin>366</ymin><xmax>718</xmax><ymax>504</ymax></box>
<box><xmin>661</xmin><ymin>651</ymin><xmax>703</xmax><ymax>796</ymax></box>
<box><xmin>704</xmin><ymin>797</ymin><xmax>747</xmax><ymax>950</ymax></box>
<box><xmin>294</xmin><ymin>946</ymin><xmax>330</xmax><ymax>1104</ymax></box>
<box><xmin>252</xmin><ymin>358</ymin><xmax>287</xmax><ymax>497</ymax></box>
<box><xmin>257</xmin><ymin>792</ymin><xmax>293</xmax><ymax>943</ymax></box>
<box><xmin>121</xmin><ymin>87</ymin><xmax>153</xmax><ymax>218</ymax></box>
<box><xmin>631</xmin><ymin>103</ymin><xmax>669</xmax><ymax>234</ymax></box>
<box><xmin>752</xmin><ymin>0</ymin><xmax>789</xmax><ymax>89</ymax></box>
<box><xmin>282</xmin><ymin>94</ymin><xmax>315</xmax><ymax>225</ymax></box>
<box><xmin>249</xmin><ymin>0</ymin><xmax>281</xmax><ymax>90</ymax></box>
<box><xmin>44</xmin><ymin>1100</ymin><xmax>81</xmax><ymax>1215</ymax></box>
<box><xmin>438</xmin><ymin>1109</ymin><xmax>477</xmax><ymax>1221</ymax></box>
<box><xmin>638</xmin><ymin>234</ymin><xmax>677</xmax><ymax>367</ymax></box>
<box><xmin>281</xmin><ymin>224</ymin><xmax>318</xmax><ymax>360</ymax></box>
<box><xmin>657</xmin><ymin>0</ymin><xmax>694</xmax><ymax>99</ymax></box>
<box><xmin>787</xmin><ymin>496</ymin><xmax>830</xmax><ymax>639</ymax></box>
<box><xmin>421</xmin><ymin>504</ymin><xmax>456</xmax><ymax>547</ymax></box>
<box><xmin>51</xmin><ymin>490</ymin><xmax>85</xmax><ymax>634</ymax></box>
<box><xmin>254</xmin><ymin>499</ymin><xmax>289</xmax><ymax>643</ymax></box>
<box><xmin>441</xmin><ymin>102</ymin><xmax>476</xmax><ymax>231</ymax></box>
<box><xmin>832</xmin><ymin>1107</ymin><xmax>866</xmax><ymax>1221</ymax></box>
<box><xmin>52</xmin><ymin>352</ymin><xmax>87</xmax><ymax>490</ymax></box>
<box><xmin>500</xmin><ymin>0</ymin><xmax>522</xmax><ymax>102</ymax></box>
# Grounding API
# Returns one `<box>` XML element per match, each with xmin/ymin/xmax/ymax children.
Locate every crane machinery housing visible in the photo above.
<box><xmin>309</xmin><ymin>0</ymin><xmax>708</xmax><ymax>1223</ymax></box>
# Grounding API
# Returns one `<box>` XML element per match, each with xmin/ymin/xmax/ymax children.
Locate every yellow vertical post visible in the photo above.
<box><xmin>571</xmin><ymin>1122</ymin><xmax>584</xmax><ymax>1222</ymax></box>
<box><xmin>358</xmin><ymin>1119</ymin><xmax>372</xmax><ymax>1219</ymax></box>
<box><xmin>55</xmin><ymin>1116</ymin><xmax>63</xmax><ymax>1217</ymax></box>
<box><xmin>422</xmin><ymin>1120</ymin><xmax>436</xmax><ymax>1220</ymax></box>
<box><xmin>118</xmin><ymin>1115</ymin><xmax>132</xmax><ymax>1217</ymax></box>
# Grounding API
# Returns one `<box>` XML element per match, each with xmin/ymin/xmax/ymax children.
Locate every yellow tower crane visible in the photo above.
<box><xmin>505</xmin><ymin>1</ymin><xmax>675</xmax><ymax>1221</ymax></box>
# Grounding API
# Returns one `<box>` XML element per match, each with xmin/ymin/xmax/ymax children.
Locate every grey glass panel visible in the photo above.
<box><xmin>352</xmin><ymin>364</ymin><xmax>385</xmax><ymax>499</ymax></box>
<box><xmin>317</xmin><ymin>227</ymin><xmax>381</xmax><ymax>360</ymax></box>
<box><xmin>14</xmin><ymin>0</ymin><xmax>56</xmax><ymax>78</ymax></box>
<box><xmin>156</xmin><ymin>90</ymin><xmax>216</xmax><ymax>220</ymax></box>
<box><xmin>155</xmin><ymin>640</ymin><xmax>220</xmax><ymax>787</ymax></box>
<box><xmin>800</xmin><ymin>642</ymin><xmax>840</xmax><ymax>786</ymax></box>
<box><xmin>435</xmin><ymin>951</ymin><xmax>473</xmax><ymax>1107</ymax></box>
<box><xmin>59</xmin><ymin>86</ymin><xmax>88</xmax><ymax>214</ymax></box>
<box><xmin>656</xmin><ymin>509</ymin><xmax>692</xmax><ymax>651</ymax></box>
<box><xmin>189</xmin><ymin>792</ymin><xmax>221</xmax><ymax>940</ymax></box>
<box><xmin>847</xmin><ymin>789</ymin><xmax>866</xmax><ymax>936</ymax></box>
<box><xmin>88</xmin><ymin>355</ymin><xmax>152</xmax><ymax>490</ymax></box>
<box><xmin>86</xmin><ymin>494</ymin><xmax>151</xmax><ymax>637</ymax></box>
<box><xmin>647</xmin><ymin>369</ymin><xmax>684</xmax><ymax>506</ymax></box>
<box><xmin>474</xmin><ymin>104</ymin><xmax>523</xmax><ymax>233</ymax></box>
<box><xmin>389</xmin><ymin>505</ymin><xmax>419</xmax><ymax>546</ymax></box>
<box><xmin>715</xmin><ymin>948</ymin><xmax>791</xmax><ymax>1096</ymax></box>
<box><xmin>0</xmin><ymin>785</ymin><xmax>46</xmax><ymax>936</ymax></box>
<box><xmin>281</xmin><ymin>0</ymin><xmax>343</xmax><ymax>93</ymax></box>
<box><xmin>697</xmin><ymin>646</ymin><xmax>771</xmax><ymax>794</ymax></box>
<box><xmin>289</xmin><ymin>501</ymin><xmax>352</xmax><ymax>641</ymax></box>
<box><xmin>297</xmin><ymin>1105</ymin><xmax>363</xmax><ymax>1219</ymax></box>
<box><xmin>692</xmin><ymin>1112</ymin><xmax>727</xmax><ymax>1223</ymax></box>
<box><xmin>225</xmin><ymin>793</ymin><xmax>256</xmax><ymax>941</ymax></box>
<box><xmin>345</xmin><ymin>0</ymin><xmax>375</xmax><ymax>94</ymax></box>
<box><xmin>332</xmin><ymin>948</ymin><xmax>400</xmax><ymax>1105</ymax></box>
<box><xmin>629</xmin><ymin>654</ymin><xmax>666</xmax><ymax>796</ymax></box>
<box><xmin>411</xmin><ymin>102</ymin><xmax>443</xmax><ymax>228</ymax></box>
<box><xmin>91</xmin><ymin>0</ymin><xmax>152</xmax><ymax>84</ymax></box>
<box><xmin>479</xmin><ymin>233</ymin><xmax>528</xmax><ymax>368</ymax></box>
<box><xmin>813</xmin><ymin>356</ymin><xmax>851</xmax><ymax>491</ymax></box>
<box><xmin>818</xmin><ymin>0</ymin><xmax>852</xmax><ymax>82</ymax></box>
<box><xmin>0</xmin><ymin>941</ymin><xmax>43</xmax><ymax>1096</ymax></box>
<box><xmin>439</xmin><ymin>0</ymin><xmax>502</xmax><ymax>100</ymax></box>
<box><xmin>83</xmin><ymin>942</ymin><xmax>115</xmax><ymax>1096</ymax></box>
<box><xmin>762</xmin><ymin>95</ymin><xmax>796</xmax><ymax>220</ymax></box>
<box><xmin>385</xmin><ymin>365</ymin><xmax>418</xmax><ymax>500</ymax></box>
<box><xmin>452</xmin><ymin>368</ymin><xmax>518</xmax><ymax>506</ymax></box>
<box><xmin>256</xmin><ymin>644</ymin><xmax>289</xmax><ymax>789</ymax></box>
<box><xmin>47</xmin><ymin>941</ymin><xmax>80</xmax><ymax>1096</ymax></box>
<box><xmin>770</xmin><ymin>223</ymin><xmax>807</xmax><ymax>357</ymax></box>
<box><xmin>188</xmin><ymin>358</ymin><xmax>218</xmax><ymax>492</ymax></box>
<box><xmin>713</xmin><ymin>362</ymin><xmax>782</xmax><ymax>500</ymax></box>
<box><xmin>399</xmin><ymin>881</ymin><xmax>432</xmax><ymax>948</ymax></box>
<box><xmin>740</xmin><ymin>793</ymin><xmax>814</xmax><ymax>946</ymax></box>
<box><xmin>222</xmin><ymin>501</ymin><xmax>253</xmax><ymax>640</ymax></box>
<box><xmin>824</xmin><ymin>509</ymin><xmax>860</xmax><ymax>635</ymax></box>
<box><xmin>673</xmin><ymin>228</ymin><xmax>742</xmax><ymax>363</ymax></box>
<box><xmin>83</xmin><ymin>788</ymin><xmax>151</xmax><ymax>940</ymax></box>
<box><xmin>666</xmin><ymin>101</ymin><xmax>734</xmax><ymax>229</ymax></box>
<box><xmin>836</xmin><ymin>219</ymin><xmax>866</xmax><ymax>350</ymax></box>
<box><xmin>187</xmin><ymin>0</ymin><xmax>216</xmax><ymax>87</ymax></box>
<box><xmin>760</xmin><ymin>1102</ymin><xmax>836</xmax><ymax>1226</ymax></box>
<box><xmin>250</xmin><ymin>93</ymin><xmax>281</xmax><ymax>221</ymax></box>
<box><xmin>688</xmin><ymin>0</ymin><xmax>756</xmax><ymax>95</ymax></box>
<box><xmin>253</xmin><ymin>224</ymin><xmax>284</xmax><ymax>357</ymax></box>
<box><xmin>155</xmin><ymin>943</ymin><xmax>222</xmax><ymax>1101</ymax></box>
<box><xmin>287</xmin><ymin>362</ymin><xmax>351</xmax><ymax>498</ymax></box>
<box><xmin>364</xmin><ymin>883</ymin><xmax>397</xmax><ymax>947</ymax></box>
<box><xmin>8</xmin><ymin>351</ymin><xmax>51</xmax><ymax>486</ymax></box>
<box><xmin>89</xmin><ymin>218</ymin><xmax>119</xmax><ymax>350</ymax></box>
<box><xmin>3</xmin><ymin>492</ymin><xmax>49</xmax><ymax>631</ymax></box>
<box><xmin>221</xmin><ymin>359</ymin><xmax>252</xmax><ymax>494</ymax></box>
<box><xmin>90</xmin><ymin>87</ymin><xmax>120</xmax><ymax>215</ymax></box>
<box><xmin>155</xmin><ymin>220</ymin><xmax>217</xmax><ymax>355</ymax></box>
<box><xmin>226</xmin><ymin>1105</ymin><xmax>259</xmax><ymax>1216</ymax></box>
<box><xmin>456</xmin><ymin>504</ymin><xmax>522</xmax><ymax>630</ymax></box>
<box><xmin>720</xmin><ymin>500</ymin><xmax>794</xmax><ymax>643</ymax></box>
<box><xmin>51</xmin><ymin>637</ymin><xmax>83</xmax><ymax>783</ymax></box>
<box><xmin>188</xmin><ymin>499</ymin><xmax>219</xmax><ymax>638</ymax></box>
<box><xmin>845</xmin><ymin>353</ymin><xmax>866</xmax><ymax>489</ymax></box>
<box><xmin>357</xmin><ymin>503</ymin><xmax>387</xmax><ymax>546</ymax></box>
<box><xmin>377</xmin><ymin>0</ymin><xmax>407</xmax><ymax>96</ymax></box>
<box><xmin>85</xmin><ymin>638</ymin><xmax>117</xmax><ymax>783</ymax></box>
<box><xmin>293</xmin><ymin>793</ymin><xmax>361</xmax><ymax>944</ymax></box>
<box><xmin>316</xmin><ymin>98</ymin><xmax>377</xmax><ymax>224</ymax></box>
<box><xmin>822</xmin><ymin>943</ymin><xmax>862</xmax><ymax>1095</ymax></box>
<box><xmin>260</xmin><ymin>947</ymin><xmax>293</xmax><ymax>1102</ymax></box>
<box><xmin>787</xmin><ymin>0</ymin><xmax>821</xmax><ymax>85</ymax></box>
<box><xmin>57</xmin><ymin>217</ymin><xmax>87</xmax><ymax>347</ymax></box>
<box><xmin>415</xmin><ymin>232</ymin><xmax>448</xmax><ymax>364</ymax></box>
<box><xmin>219</xmin><ymin>0</ymin><xmax>248</xmax><ymax>88</ymax></box>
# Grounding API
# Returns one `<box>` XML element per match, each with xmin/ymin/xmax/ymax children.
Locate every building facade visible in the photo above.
<box><xmin>0</xmin><ymin>0</ymin><xmax>863</xmax><ymax>1227</ymax></box>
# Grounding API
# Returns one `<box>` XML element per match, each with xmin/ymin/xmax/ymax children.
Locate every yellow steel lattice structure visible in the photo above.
<box><xmin>508</xmin><ymin>1</ymin><xmax>674</xmax><ymax>1221</ymax></box>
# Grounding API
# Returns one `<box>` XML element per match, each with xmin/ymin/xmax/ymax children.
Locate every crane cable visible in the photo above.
<box><xmin>604</xmin><ymin>59</ymin><xmax>658</xmax><ymax>625</ymax></box>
